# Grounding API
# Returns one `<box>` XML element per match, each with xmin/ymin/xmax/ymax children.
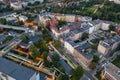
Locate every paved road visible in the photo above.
<box><xmin>84</xmin><ymin>70</ymin><xmax>96</xmax><ymax>80</ymax></box>
<box><xmin>50</xmin><ymin>44</ymin><xmax>75</xmax><ymax>69</ymax></box>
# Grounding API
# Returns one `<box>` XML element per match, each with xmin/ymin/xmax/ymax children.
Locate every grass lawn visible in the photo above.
<box><xmin>112</xmin><ymin>55</ymin><xmax>120</xmax><ymax>68</ymax></box>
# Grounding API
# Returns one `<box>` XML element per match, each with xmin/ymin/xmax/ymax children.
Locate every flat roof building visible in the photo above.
<box><xmin>19</xmin><ymin>15</ymin><xmax>28</xmax><ymax>22</ymax></box>
<box><xmin>98</xmin><ymin>35</ymin><xmax>120</xmax><ymax>56</ymax></box>
<box><xmin>74</xmin><ymin>43</ymin><xmax>93</xmax><ymax>67</ymax></box>
<box><xmin>102</xmin><ymin>63</ymin><xmax>120</xmax><ymax>80</ymax></box>
<box><xmin>0</xmin><ymin>58</ymin><xmax>46</xmax><ymax>80</ymax></box>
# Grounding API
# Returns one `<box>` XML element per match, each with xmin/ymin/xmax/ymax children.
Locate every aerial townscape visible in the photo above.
<box><xmin>0</xmin><ymin>0</ymin><xmax>120</xmax><ymax>80</ymax></box>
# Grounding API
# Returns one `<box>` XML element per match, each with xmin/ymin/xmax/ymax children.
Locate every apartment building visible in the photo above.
<box><xmin>48</xmin><ymin>13</ymin><xmax>92</xmax><ymax>22</ymax></box>
<box><xmin>98</xmin><ymin>35</ymin><xmax>120</xmax><ymax>56</ymax></box>
<box><xmin>109</xmin><ymin>0</ymin><xmax>120</xmax><ymax>4</ymax></box>
<box><xmin>51</xmin><ymin>21</ymin><xmax>95</xmax><ymax>38</ymax></box>
<box><xmin>1</xmin><ymin>0</ymin><xmax>21</xmax><ymax>4</ymax></box>
<box><xmin>74</xmin><ymin>43</ymin><xmax>93</xmax><ymax>67</ymax></box>
<box><xmin>102</xmin><ymin>63</ymin><xmax>120</xmax><ymax>80</ymax></box>
<box><xmin>64</xmin><ymin>38</ymin><xmax>79</xmax><ymax>54</ymax></box>
<box><xmin>51</xmin><ymin>21</ymin><xmax>83</xmax><ymax>37</ymax></box>
<box><xmin>64</xmin><ymin>37</ymin><xmax>93</xmax><ymax>67</ymax></box>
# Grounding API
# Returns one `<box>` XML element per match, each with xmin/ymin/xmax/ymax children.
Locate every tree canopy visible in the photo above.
<box><xmin>22</xmin><ymin>35</ymin><xmax>29</xmax><ymax>43</ymax></box>
<box><xmin>81</xmin><ymin>32</ymin><xmax>89</xmax><ymax>41</ymax></box>
<box><xmin>70</xmin><ymin>66</ymin><xmax>84</xmax><ymax>80</ymax></box>
<box><xmin>30</xmin><ymin>44</ymin><xmax>39</xmax><ymax>59</ymax></box>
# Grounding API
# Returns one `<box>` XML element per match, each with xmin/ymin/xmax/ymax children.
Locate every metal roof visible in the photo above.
<box><xmin>0</xmin><ymin>58</ymin><xmax>46</xmax><ymax>80</ymax></box>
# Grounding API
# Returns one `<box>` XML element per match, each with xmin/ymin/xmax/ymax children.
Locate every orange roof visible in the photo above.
<box><xmin>55</xmin><ymin>13</ymin><xmax>61</xmax><ymax>16</ymax></box>
<box><xmin>46</xmin><ymin>77</ymin><xmax>53</xmax><ymax>80</ymax></box>
<box><xmin>50</xmin><ymin>18</ymin><xmax>58</xmax><ymax>27</ymax></box>
<box><xmin>24</xmin><ymin>22</ymin><xmax>34</xmax><ymax>27</ymax></box>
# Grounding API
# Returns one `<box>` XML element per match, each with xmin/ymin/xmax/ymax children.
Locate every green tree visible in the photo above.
<box><xmin>58</xmin><ymin>75</ymin><xmax>69</xmax><ymax>80</ymax></box>
<box><xmin>81</xmin><ymin>32</ymin><xmax>89</xmax><ymax>41</ymax></box>
<box><xmin>18</xmin><ymin>21</ymin><xmax>24</xmax><ymax>25</ymax></box>
<box><xmin>30</xmin><ymin>44</ymin><xmax>39</xmax><ymax>59</ymax></box>
<box><xmin>0</xmin><ymin>18</ymin><xmax>7</xmax><ymax>24</ymax></box>
<box><xmin>40</xmin><ymin>42</ymin><xmax>49</xmax><ymax>53</ymax></box>
<box><xmin>109</xmin><ymin>25</ymin><xmax>116</xmax><ymax>31</ymax></box>
<box><xmin>43</xmin><ymin>51</ymin><xmax>48</xmax><ymax>60</ymax></box>
<box><xmin>38</xmin><ymin>26</ymin><xmax>42</xmax><ymax>31</ymax></box>
<box><xmin>27</xmin><ymin>2</ymin><xmax>32</xmax><ymax>6</ymax></box>
<box><xmin>54</xmin><ymin>41</ymin><xmax>61</xmax><ymax>48</ymax></box>
<box><xmin>70</xmin><ymin>66</ymin><xmax>84</xmax><ymax>80</ymax></box>
<box><xmin>34</xmin><ymin>39</ymin><xmax>42</xmax><ymax>48</ymax></box>
<box><xmin>42</xmin><ymin>51</ymin><xmax>52</xmax><ymax>67</ymax></box>
<box><xmin>89</xmin><ymin>62</ymin><xmax>97</xmax><ymax>70</ymax></box>
<box><xmin>58</xmin><ymin>20</ymin><xmax>67</xmax><ymax>28</ymax></box>
<box><xmin>33</xmin><ymin>1</ymin><xmax>40</xmax><ymax>5</ymax></box>
<box><xmin>34</xmin><ymin>39</ymin><xmax>49</xmax><ymax>53</ymax></box>
<box><xmin>91</xmin><ymin>45</ymin><xmax>98</xmax><ymax>50</ymax></box>
<box><xmin>22</xmin><ymin>35</ymin><xmax>29</xmax><ymax>43</ymax></box>
<box><xmin>93</xmin><ymin>55</ymin><xmax>99</xmax><ymax>63</ymax></box>
<box><xmin>52</xmin><ymin>54</ymin><xmax>59</xmax><ymax>61</ymax></box>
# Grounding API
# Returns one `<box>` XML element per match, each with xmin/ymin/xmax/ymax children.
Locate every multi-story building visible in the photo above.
<box><xmin>64</xmin><ymin>37</ymin><xmax>93</xmax><ymax>67</ymax></box>
<box><xmin>6</xmin><ymin>16</ymin><xmax>18</xmax><ymax>23</ymax></box>
<box><xmin>0</xmin><ymin>58</ymin><xmax>46</xmax><ymax>80</ymax></box>
<box><xmin>90</xmin><ymin>19</ymin><xmax>115</xmax><ymax>31</ymax></box>
<box><xmin>81</xmin><ymin>22</ymin><xmax>95</xmax><ymax>34</ymax></box>
<box><xmin>19</xmin><ymin>15</ymin><xmax>28</xmax><ymax>22</ymax></box>
<box><xmin>109</xmin><ymin>0</ymin><xmax>120</xmax><ymax>4</ymax></box>
<box><xmin>38</xmin><ymin>14</ymin><xmax>50</xmax><ymax>26</ymax></box>
<box><xmin>101</xmin><ymin>21</ymin><xmax>110</xmax><ymax>31</ymax></box>
<box><xmin>51</xmin><ymin>21</ymin><xmax>82</xmax><ymax>37</ymax></box>
<box><xmin>1</xmin><ymin>0</ymin><xmax>21</xmax><ymax>4</ymax></box>
<box><xmin>98</xmin><ymin>35</ymin><xmax>120</xmax><ymax>56</ymax></box>
<box><xmin>10</xmin><ymin>2</ymin><xmax>23</xmax><ymax>10</ymax></box>
<box><xmin>64</xmin><ymin>38</ymin><xmax>79</xmax><ymax>54</ymax></box>
<box><xmin>48</xmin><ymin>13</ymin><xmax>92</xmax><ymax>23</ymax></box>
<box><xmin>69</xmin><ymin>28</ymin><xmax>84</xmax><ymax>41</ymax></box>
<box><xmin>74</xmin><ymin>43</ymin><xmax>93</xmax><ymax>67</ymax></box>
<box><xmin>102</xmin><ymin>63</ymin><xmax>120</xmax><ymax>80</ymax></box>
<box><xmin>51</xmin><ymin>21</ymin><xmax>95</xmax><ymax>38</ymax></box>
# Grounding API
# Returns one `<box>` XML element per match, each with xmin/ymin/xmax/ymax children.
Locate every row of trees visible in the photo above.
<box><xmin>30</xmin><ymin>44</ymin><xmax>39</xmax><ymax>59</ymax></box>
<box><xmin>29</xmin><ymin>39</ymin><xmax>49</xmax><ymax>59</ymax></box>
<box><xmin>53</xmin><ymin>0</ymin><xmax>120</xmax><ymax>23</ymax></box>
<box><xmin>0</xmin><ymin>5</ymin><xmax>13</xmax><ymax>12</ymax></box>
<box><xmin>89</xmin><ymin>55</ymin><xmax>99</xmax><ymax>70</ymax></box>
<box><xmin>27</xmin><ymin>1</ymin><xmax>41</xmax><ymax>6</ymax></box>
<box><xmin>70</xmin><ymin>66</ymin><xmax>84</xmax><ymax>80</ymax></box>
<box><xmin>34</xmin><ymin>38</ymin><xmax>49</xmax><ymax>54</ymax></box>
<box><xmin>0</xmin><ymin>18</ymin><xmax>24</xmax><ymax>26</ymax></box>
<box><xmin>22</xmin><ymin>35</ymin><xmax>29</xmax><ymax>43</ymax></box>
<box><xmin>42</xmin><ymin>29</ymin><xmax>53</xmax><ymax>43</ymax></box>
